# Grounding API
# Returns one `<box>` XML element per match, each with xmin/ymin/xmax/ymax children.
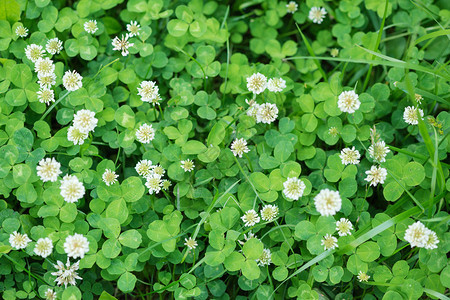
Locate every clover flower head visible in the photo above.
<box><xmin>64</xmin><ymin>233</ymin><xmax>90</xmax><ymax>259</ymax></box>
<box><xmin>256</xmin><ymin>248</ymin><xmax>272</xmax><ymax>266</ymax></box>
<box><xmin>15</xmin><ymin>24</ymin><xmax>28</xmax><ymax>37</ymax></box>
<box><xmin>162</xmin><ymin>179</ymin><xmax>172</xmax><ymax>191</ymax></box>
<box><xmin>112</xmin><ymin>33</ymin><xmax>134</xmax><ymax>56</ymax></box>
<box><xmin>286</xmin><ymin>1</ymin><xmax>298</xmax><ymax>14</ymax></box>
<box><xmin>309</xmin><ymin>7</ymin><xmax>327</xmax><ymax>24</ymax></box>
<box><xmin>46</xmin><ymin>38</ymin><xmax>63</xmax><ymax>55</ymax></box>
<box><xmin>137</xmin><ymin>80</ymin><xmax>161</xmax><ymax>105</ymax></box>
<box><xmin>67</xmin><ymin>126</ymin><xmax>88</xmax><ymax>145</ymax></box>
<box><xmin>127</xmin><ymin>20</ymin><xmax>141</xmax><ymax>37</ymax></box>
<box><xmin>357</xmin><ymin>271</ymin><xmax>370</xmax><ymax>282</ymax></box>
<box><xmin>184</xmin><ymin>237</ymin><xmax>197</xmax><ymax>250</ymax></box>
<box><xmin>84</xmin><ymin>20</ymin><xmax>98</xmax><ymax>34</ymax></box>
<box><xmin>339</xmin><ymin>146</ymin><xmax>361</xmax><ymax>165</ymax></box>
<box><xmin>423</xmin><ymin>230</ymin><xmax>439</xmax><ymax>250</ymax></box>
<box><xmin>365</xmin><ymin>165</ymin><xmax>387</xmax><ymax>187</ymax></box>
<box><xmin>267</xmin><ymin>78</ymin><xmax>286</xmax><ymax>92</ymax></box>
<box><xmin>60</xmin><ymin>174</ymin><xmax>85</xmax><ymax>203</ymax></box>
<box><xmin>321</xmin><ymin>234</ymin><xmax>338</xmax><ymax>250</ymax></box>
<box><xmin>37</xmin><ymin>73</ymin><xmax>57</xmax><ymax>89</ymax></box>
<box><xmin>241</xmin><ymin>209</ymin><xmax>260</xmax><ymax>227</ymax></box>
<box><xmin>145</xmin><ymin>175</ymin><xmax>162</xmax><ymax>195</ymax></box>
<box><xmin>25</xmin><ymin>44</ymin><xmax>45</xmax><ymax>62</ymax></box>
<box><xmin>230</xmin><ymin>138</ymin><xmax>250</xmax><ymax>157</ymax></box>
<box><xmin>36</xmin><ymin>87</ymin><xmax>55</xmax><ymax>105</ymax></box>
<box><xmin>135</xmin><ymin>159</ymin><xmax>153</xmax><ymax>177</ymax></box>
<box><xmin>403</xmin><ymin>106</ymin><xmax>424</xmax><ymax>125</ymax></box>
<box><xmin>368</xmin><ymin>140</ymin><xmax>390</xmax><ymax>163</ymax></box>
<box><xmin>51</xmin><ymin>258</ymin><xmax>82</xmax><ymax>288</ymax></box>
<box><xmin>247</xmin><ymin>73</ymin><xmax>267</xmax><ymax>94</ymax></box>
<box><xmin>404</xmin><ymin>221</ymin><xmax>429</xmax><ymax>248</ymax></box>
<box><xmin>338</xmin><ymin>90</ymin><xmax>360</xmax><ymax>113</ymax></box>
<box><xmin>9</xmin><ymin>231</ymin><xmax>31</xmax><ymax>249</ymax></box>
<box><xmin>283</xmin><ymin>177</ymin><xmax>306</xmax><ymax>200</ymax></box>
<box><xmin>330</xmin><ymin>48</ymin><xmax>339</xmax><ymax>57</ymax></box>
<box><xmin>336</xmin><ymin>218</ymin><xmax>353</xmax><ymax>236</ymax></box>
<box><xmin>34</xmin><ymin>237</ymin><xmax>53</xmax><ymax>258</ymax></box>
<box><xmin>73</xmin><ymin>109</ymin><xmax>98</xmax><ymax>133</ymax></box>
<box><xmin>45</xmin><ymin>289</ymin><xmax>57</xmax><ymax>300</ymax></box>
<box><xmin>314</xmin><ymin>189</ymin><xmax>341</xmax><ymax>216</ymax></box>
<box><xmin>180</xmin><ymin>159</ymin><xmax>195</xmax><ymax>172</ymax></box>
<box><xmin>36</xmin><ymin>157</ymin><xmax>62</xmax><ymax>182</ymax></box>
<box><xmin>256</xmin><ymin>103</ymin><xmax>278</xmax><ymax>124</ymax></box>
<box><xmin>261</xmin><ymin>204</ymin><xmax>279</xmax><ymax>222</ymax></box>
<box><xmin>34</xmin><ymin>57</ymin><xmax>55</xmax><ymax>77</ymax></box>
<box><xmin>63</xmin><ymin>70</ymin><xmax>83</xmax><ymax>91</ymax></box>
<box><xmin>136</xmin><ymin>123</ymin><xmax>155</xmax><ymax>144</ymax></box>
<box><xmin>102</xmin><ymin>169</ymin><xmax>119</xmax><ymax>186</ymax></box>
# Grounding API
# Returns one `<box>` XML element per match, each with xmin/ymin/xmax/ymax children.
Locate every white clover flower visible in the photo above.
<box><xmin>256</xmin><ymin>103</ymin><xmax>278</xmax><ymax>124</ymax></box>
<box><xmin>67</xmin><ymin>126</ymin><xmax>88</xmax><ymax>145</ymax></box>
<box><xmin>63</xmin><ymin>70</ymin><xmax>83</xmax><ymax>91</ymax></box>
<box><xmin>60</xmin><ymin>174</ymin><xmax>85</xmax><ymax>203</ymax></box>
<box><xmin>314</xmin><ymin>189</ymin><xmax>342</xmax><ymax>217</ymax></box>
<box><xmin>247</xmin><ymin>73</ymin><xmax>267</xmax><ymax>94</ymax></box>
<box><xmin>357</xmin><ymin>271</ymin><xmax>370</xmax><ymax>282</ymax></box>
<box><xmin>246</xmin><ymin>102</ymin><xmax>260</xmax><ymax>119</ymax></box>
<box><xmin>309</xmin><ymin>7</ymin><xmax>327</xmax><ymax>24</ymax></box>
<box><xmin>136</xmin><ymin>123</ymin><xmax>155</xmax><ymax>144</ymax></box>
<box><xmin>84</xmin><ymin>20</ymin><xmax>98</xmax><ymax>34</ymax></box>
<box><xmin>368</xmin><ymin>140</ymin><xmax>390</xmax><ymax>163</ymax></box>
<box><xmin>403</xmin><ymin>106</ymin><xmax>424</xmax><ymax>125</ymax></box>
<box><xmin>36</xmin><ymin>88</ymin><xmax>55</xmax><ymax>105</ymax></box>
<box><xmin>241</xmin><ymin>209</ymin><xmax>260</xmax><ymax>227</ymax></box>
<box><xmin>46</xmin><ymin>38</ymin><xmax>63</xmax><ymax>55</ymax></box>
<box><xmin>51</xmin><ymin>258</ymin><xmax>82</xmax><ymax>288</ymax></box>
<box><xmin>145</xmin><ymin>175</ymin><xmax>162</xmax><ymax>195</ymax></box>
<box><xmin>336</xmin><ymin>218</ymin><xmax>353</xmax><ymax>236</ymax></box>
<box><xmin>102</xmin><ymin>169</ymin><xmax>118</xmax><ymax>186</ymax></box>
<box><xmin>321</xmin><ymin>234</ymin><xmax>338</xmax><ymax>250</ymax></box>
<box><xmin>256</xmin><ymin>248</ymin><xmax>272</xmax><ymax>266</ymax></box>
<box><xmin>37</xmin><ymin>73</ymin><xmax>56</xmax><ymax>89</ymax></box>
<box><xmin>34</xmin><ymin>57</ymin><xmax>55</xmax><ymax>77</ymax></box>
<box><xmin>15</xmin><ymin>24</ymin><xmax>28</xmax><ymax>37</ymax></box>
<box><xmin>162</xmin><ymin>179</ymin><xmax>172</xmax><ymax>191</ymax></box>
<box><xmin>127</xmin><ymin>20</ymin><xmax>141</xmax><ymax>37</ymax></box>
<box><xmin>330</xmin><ymin>48</ymin><xmax>339</xmax><ymax>57</ymax></box>
<box><xmin>338</xmin><ymin>90</ymin><xmax>360</xmax><ymax>113</ymax></box>
<box><xmin>34</xmin><ymin>237</ymin><xmax>53</xmax><ymax>258</ymax></box>
<box><xmin>137</xmin><ymin>81</ymin><xmax>161</xmax><ymax>105</ymax></box>
<box><xmin>150</xmin><ymin>164</ymin><xmax>165</xmax><ymax>178</ymax></box>
<box><xmin>423</xmin><ymin>230</ymin><xmax>439</xmax><ymax>250</ymax></box>
<box><xmin>404</xmin><ymin>221</ymin><xmax>429</xmax><ymax>248</ymax></box>
<box><xmin>9</xmin><ymin>231</ymin><xmax>31</xmax><ymax>249</ymax></box>
<box><xmin>112</xmin><ymin>33</ymin><xmax>134</xmax><ymax>56</ymax></box>
<box><xmin>73</xmin><ymin>109</ymin><xmax>98</xmax><ymax>133</ymax></box>
<box><xmin>415</xmin><ymin>93</ymin><xmax>423</xmax><ymax>104</ymax></box>
<box><xmin>328</xmin><ymin>126</ymin><xmax>339</xmax><ymax>137</ymax></box>
<box><xmin>184</xmin><ymin>237</ymin><xmax>197</xmax><ymax>250</ymax></box>
<box><xmin>261</xmin><ymin>204</ymin><xmax>279</xmax><ymax>222</ymax></box>
<box><xmin>230</xmin><ymin>138</ymin><xmax>250</xmax><ymax>158</ymax></box>
<box><xmin>365</xmin><ymin>165</ymin><xmax>387</xmax><ymax>187</ymax></box>
<box><xmin>283</xmin><ymin>177</ymin><xmax>306</xmax><ymax>201</ymax></box>
<box><xmin>25</xmin><ymin>44</ymin><xmax>45</xmax><ymax>62</ymax></box>
<box><xmin>135</xmin><ymin>159</ymin><xmax>153</xmax><ymax>177</ymax></box>
<box><xmin>286</xmin><ymin>1</ymin><xmax>298</xmax><ymax>14</ymax></box>
<box><xmin>64</xmin><ymin>233</ymin><xmax>89</xmax><ymax>259</ymax></box>
<box><xmin>267</xmin><ymin>78</ymin><xmax>286</xmax><ymax>92</ymax></box>
<box><xmin>44</xmin><ymin>289</ymin><xmax>57</xmax><ymax>300</ymax></box>
<box><xmin>36</xmin><ymin>157</ymin><xmax>62</xmax><ymax>182</ymax></box>
<box><xmin>339</xmin><ymin>147</ymin><xmax>361</xmax><ymax>165</ymax></box>
<box><xmin>180</xmin><ymin>159</ymin><xmax>195</xmax><ymax>172</ymax></box>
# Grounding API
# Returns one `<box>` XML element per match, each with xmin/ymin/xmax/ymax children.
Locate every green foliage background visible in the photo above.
<box><xmin>0</xmin><ymin>0</ymin><xmax>449</xmax><ymax>299</ymax></box>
